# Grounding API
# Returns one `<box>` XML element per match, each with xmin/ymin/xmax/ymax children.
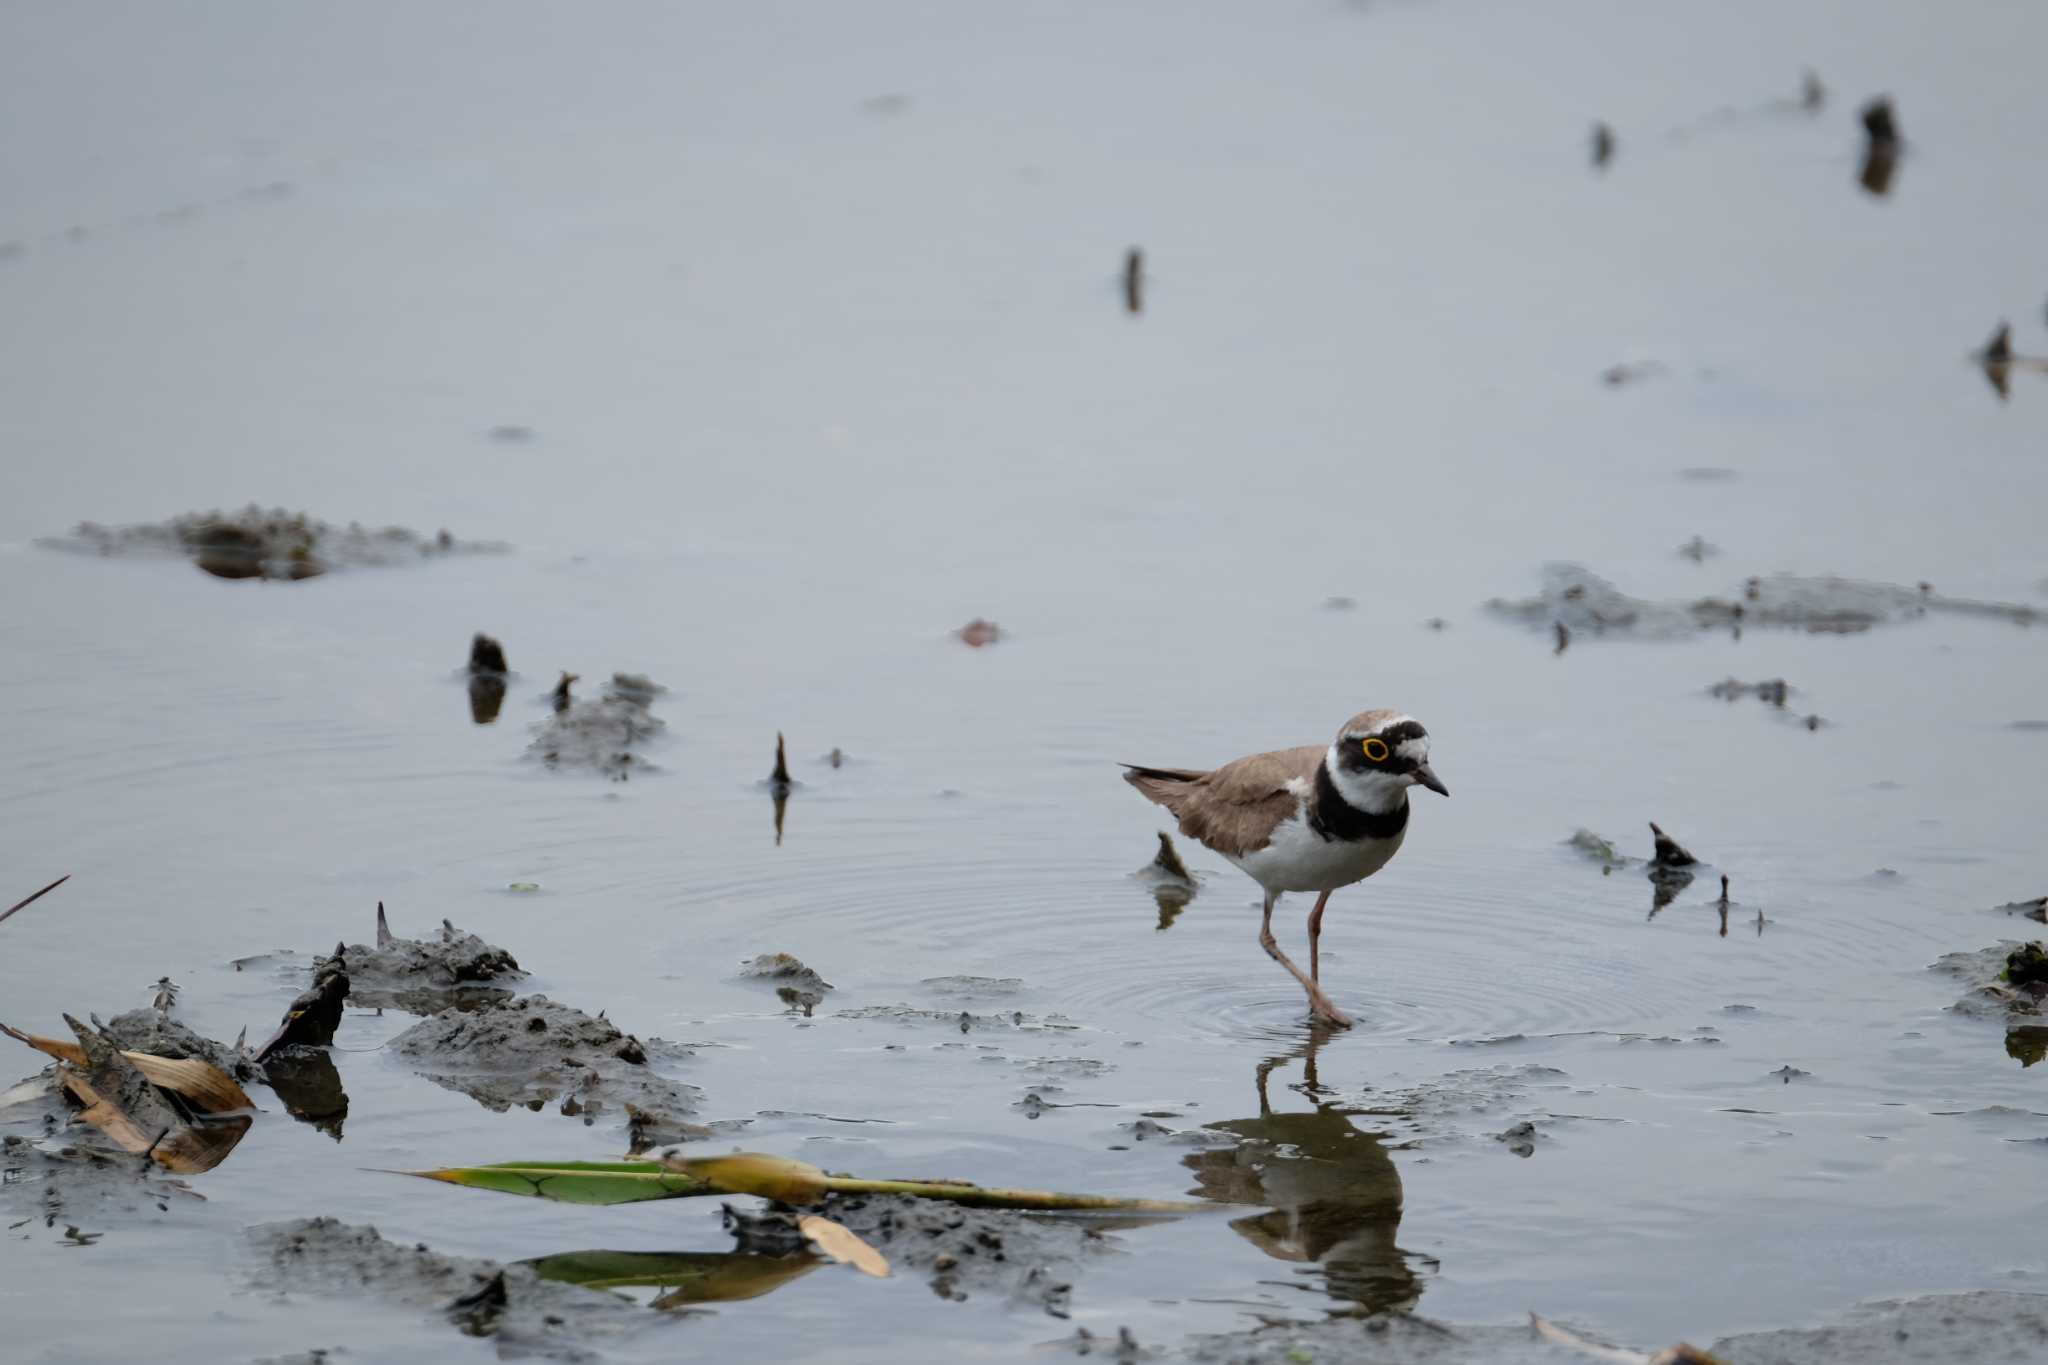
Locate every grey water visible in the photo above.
<box><xmin>4</xmin><ymin>2</ymin><xmax>2047</xmax><ymax>1360</ymax></box>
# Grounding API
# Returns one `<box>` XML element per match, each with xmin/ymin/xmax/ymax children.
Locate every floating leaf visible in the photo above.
<box><xmin>403</xmin><ymin>1160</ymin><xmax>712</xmax><ymax>1205</ymax></box>
<box><xmin>404</xmin><ymin>1151</ymin><xmax>1210</xmax><ymax>1213</ymax></box>
<box><xmin>798</xmin><ymin>1215</ymin><xmax>889</xmax><ymax>1277</ymax></box>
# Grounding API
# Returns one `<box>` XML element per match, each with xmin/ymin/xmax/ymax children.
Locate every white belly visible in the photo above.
<box><xmin>1225</xmin><ymin>811</ymin><xmax>1406</xmax><ymax>894</ymax></box>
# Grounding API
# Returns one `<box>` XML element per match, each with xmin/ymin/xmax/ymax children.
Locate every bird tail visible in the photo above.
<box><xmin>1120</xmin><ymin>764</ymin><xmax>1207</xmax><ymax>814</ymax></box>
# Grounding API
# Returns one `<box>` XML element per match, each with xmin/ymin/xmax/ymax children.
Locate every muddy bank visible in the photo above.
<box><xmin>248</xmin><ymin>1218</ymin><xmax>650</xmax><ymax>1362</ymax></box>
<box><xmin>38</xmin><ymin>507</ymin><xmax>508</xmax><ymax>581</ymax></box>
<box><xmin>389</xmin><ymin>995</ymin><xmax>699</xmax><ymax>1125</ymax></box>
<box><xmin>1487</xmin><ymin>563</ymin><xmax>2038</xmax><ymax>639</ymax></box>
<box><xmin>528</xmin><ymin>673</ymin><xmax>668</xmax><ymax>779</ymax></box>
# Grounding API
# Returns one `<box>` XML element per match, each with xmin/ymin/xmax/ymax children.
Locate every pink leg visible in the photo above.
<box><xmin>1307</xmin><ymin>889</ymin><xmax>1334</xmax><ymax>983</ymax></box>
<box><xmin>1259</xmin><ymin>892</ymin><xmax>1354</xmax><ymax>1028</ymax></box>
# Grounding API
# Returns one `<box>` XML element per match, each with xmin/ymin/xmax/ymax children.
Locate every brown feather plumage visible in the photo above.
<box><xmin>1121</xmin><ymin>746</ymin><xmax>1322</xmax><ymax>858</ymax></box>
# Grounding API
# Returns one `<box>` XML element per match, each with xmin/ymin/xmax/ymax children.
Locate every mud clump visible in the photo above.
<box><xmin>1935</xmin><ymin>944</ymin><xmax>2048</xmax><ymax>1066</ymax></box>
<box><xmin>39</xmin><ymin>506</ymin><xmax>508</xmax><ymax>582</ymax></box>
<box><xmin>528</xmin><ymin>673</ymin><xmax>668</xmax><ymax>779</ymax></box>
<box><xmin>389</xmin><ymin>995</ymin><xmax>698</xmax><ymax>1126</ymax></box>
<box><xmin>733</xmin><ymin>1195</ymin><xmax>1108</xmax><ymax>1317</ymax></box>
<box><xmin>248</xmin><ymin>1218</ymin><xmax>645</xmax><ymax>1361</ymax></box>
<box><xmin>338</xmin><ymin>904</ymin><xmax>526</xmax><ymax>1013</ymax></box>
<box><xmin>1487</xmin><ymin>563</ymin><xmax>2037</xmax><ymax>639</ymax></box>
<box><xmin>98</xmin><ymin>1008</ymin><xmax>258</xmax><ymax>1081</ymax></box>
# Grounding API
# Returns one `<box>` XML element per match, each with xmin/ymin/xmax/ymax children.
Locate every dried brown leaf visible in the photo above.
<box><xmin>797</xmin><ymin>1214</ymin><xmax>890</xmax><ymax>1278</ymax></box>
<box><xmin>1</xmin><ymin>1022</ymin><xmax>254</xmax><ymax>1111</ymax></box>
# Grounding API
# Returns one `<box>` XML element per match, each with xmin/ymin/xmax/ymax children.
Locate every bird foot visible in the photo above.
<box><xmin>1309</xmin><ymin>997</ymin><xmax>1355</xmax><ymax>1029</ymax></box>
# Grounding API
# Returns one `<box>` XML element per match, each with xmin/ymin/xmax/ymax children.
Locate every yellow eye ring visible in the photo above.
<box><xmin>1362</xmin><ymin>737</ymin><xmax>1390</xmax><ymax>762</ymax></box>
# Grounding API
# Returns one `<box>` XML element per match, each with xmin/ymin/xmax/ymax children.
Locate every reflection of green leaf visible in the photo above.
<box><xmin>525</xmin><ymin>1248</ymin><xmax>821</xmax><ymax>1305</ymax></box>
<box><xmin>404</xmin><ymin>1161</ymin><xmax>710</xmax><ymax>1205</ymax></box>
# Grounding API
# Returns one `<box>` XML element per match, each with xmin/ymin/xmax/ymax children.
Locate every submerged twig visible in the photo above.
<box><xmin>0</xmin><ymin>874</ymin><xmax>70</xmax><ymax>927</ymax></box>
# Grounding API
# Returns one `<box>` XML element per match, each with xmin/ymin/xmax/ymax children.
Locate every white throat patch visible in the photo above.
<box><xmin>1324</xmin><ymin>743</ymin><xmax>1411</xmax><ymax>814</ymax></box>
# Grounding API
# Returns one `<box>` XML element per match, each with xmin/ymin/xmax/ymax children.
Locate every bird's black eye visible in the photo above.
<box><xmin>1361</xmin><ymin>737</ymin><xmax>1389</xmax><ymax>762</ymax></box>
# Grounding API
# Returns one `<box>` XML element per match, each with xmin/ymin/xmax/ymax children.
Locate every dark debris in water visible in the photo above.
<box><xmin>38</xmin><ymin>506</ymin><xmax>508</xmax><ymax>581</ymax></box>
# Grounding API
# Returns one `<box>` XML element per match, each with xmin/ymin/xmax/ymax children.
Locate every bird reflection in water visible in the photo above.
<box><xmin>1182</xmin><ymin>1029</ymin><xmax>1422</xmax><ymax>1314</ymax></box>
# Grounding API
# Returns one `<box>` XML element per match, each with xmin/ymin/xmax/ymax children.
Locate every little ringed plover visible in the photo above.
<box><xmin>1121</xmin><ymin>710</ymin><xmax>1447</xmax><ymax>1027</ymax></box>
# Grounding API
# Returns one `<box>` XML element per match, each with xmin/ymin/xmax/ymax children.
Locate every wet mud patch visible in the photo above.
<box><xmin>0</xmin><ymin>1133</ymin><xmax>203</xmax><ymax>1239</ymax></box>
<box><xmin>919</xmin><ymin>976</ymin><xmax>1028</xmax><ymax>1001</ymax></box>
<box><xmin>248</xmin><ymin>1217</ymin><xmax>652</xmax><ymax>1361</ymax></box>
<box><xmin>1346</xmin><ymin>1064</ymin><xmax>1576</xmax><ymax>1153</ymax></box>
<box><xmin>1710</xmin><ymin>1290</ymin><xmax>2048</xmax><ymax>1364</ymax></box>
<box><xmin>1185</xmin><ymin>1313</ymin><xmax>1557</xmax><ymax>1365</ymax></box>
<box><xmin>1188</xmin><ymin>1290</ymin><xmax>2048</xmax><ymax>1364</ymax></box>
<box><xmin>38</xmin><ymin>507</ymin><xmax>508</xmax><ymax>581</ymax></box>
<box><xmin>528</xmin><ymin>673</ymin><xmax>668</xmax><ymax>779</ymax></box>
<box><xmin>1487</xmin><ymin>563</ymin><xmax>2038</xmax><ymax>640</ymax></box>
<box><xmin>730</xmin><ymin>1195</ymin><xmax>1119</xmax><ymax>1317</ymax></box>
<box><xmin>389</xmin><ymin>996</ymin><xmax>699</xmax><ymax>1126</ymax></box>
<box><xmin>835</xmin><ymin>1003</ymin><xmax>1081</xmax><ymax>1033</ymax></box>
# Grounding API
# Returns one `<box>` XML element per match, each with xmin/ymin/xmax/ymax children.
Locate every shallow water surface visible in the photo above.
<box><xmin>4</xmin><ymin>3</ymin><xmax>2047</xmax><ymax>1361</ymax></box>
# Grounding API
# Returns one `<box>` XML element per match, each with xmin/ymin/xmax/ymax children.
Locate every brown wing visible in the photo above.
<box><xmin>1121</xmin><ymin>746</ymin><xmax>1319</xmax><ymax>858</ymax></box>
